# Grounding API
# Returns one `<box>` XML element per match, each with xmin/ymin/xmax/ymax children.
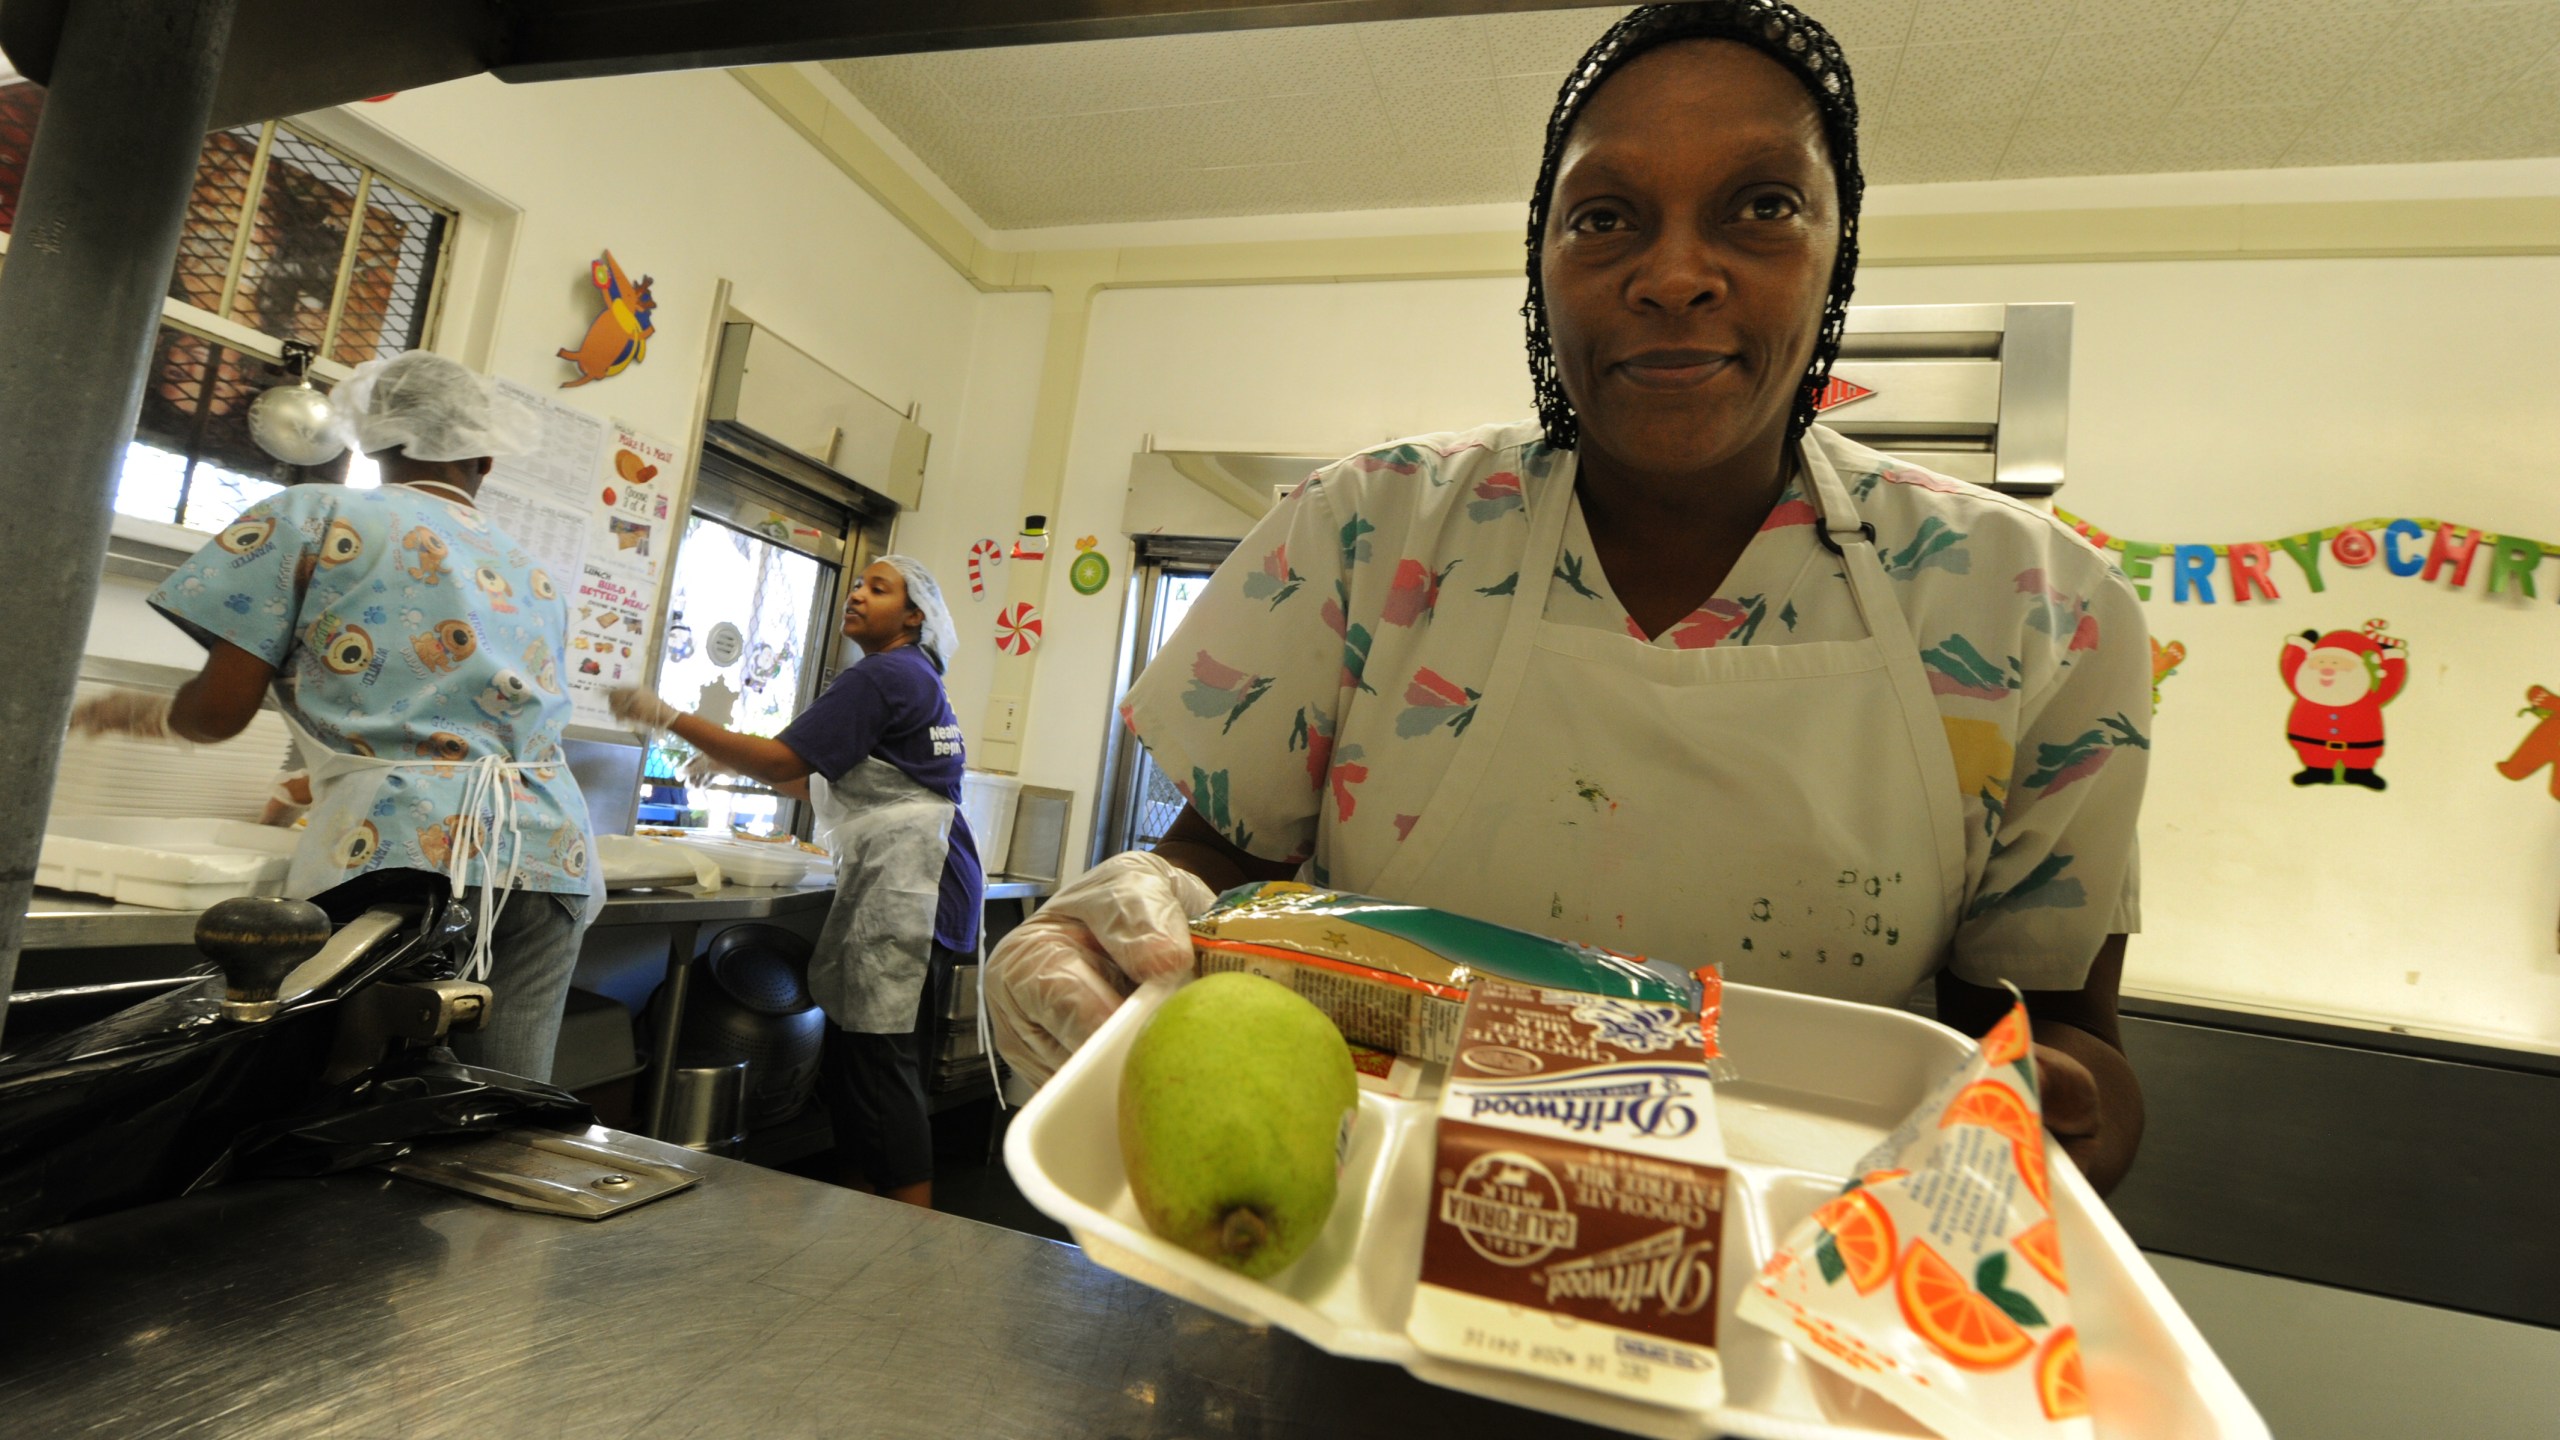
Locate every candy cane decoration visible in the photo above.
<box><xmin>967</xmin><ymin>538</ymin><xmax>1004</xmax><ymax>598</ymax></box>
<box><xmin>995</xmin><ymin>601</ymin><xmax>1042</xmax><ymax>655</ymax></box>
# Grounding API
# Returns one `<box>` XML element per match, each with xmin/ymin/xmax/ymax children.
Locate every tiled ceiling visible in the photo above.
<box><xmin>823</xmin><ymin>0</ymin><xmax>2560</xmax><ymax>230</ymax></box>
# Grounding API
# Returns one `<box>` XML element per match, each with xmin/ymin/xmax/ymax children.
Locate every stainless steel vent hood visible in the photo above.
<box><xmin>1823</xmin><ymin>302</ymin><xmax>2072</xmax><ymax>495</ymax></box>
<box><xmin>706</xmin><ymin>321</ymin><xmax>930</xmax><ymax>510</ymax></box>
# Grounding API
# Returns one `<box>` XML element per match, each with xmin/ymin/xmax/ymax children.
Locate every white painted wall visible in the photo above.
<box><xmin>1016</xmin><ymin>278</ymin><xmax>1534</xmax><ymax>852</ymax></box>
<box><xmin>1020</xmin><ymin>255</ymin><xmax>2560</xmax><ymax>1052</ymax></box>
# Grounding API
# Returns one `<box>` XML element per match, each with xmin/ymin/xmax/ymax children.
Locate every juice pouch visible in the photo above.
<box><xmin>1736</xmin><ymin>999</ymin><xmax>2091</xmax><ymax>1440</ymax></box>
<box><xmin>1406</xmin><ymin>977</ymin><xmax>1730</xmax><ymax>1412</ymax></box>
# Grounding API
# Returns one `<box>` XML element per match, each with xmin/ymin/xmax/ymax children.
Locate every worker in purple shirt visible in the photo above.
<box><xmin>611</xmin><ymin>556</ymin><xmax>978</xmax><ymax>1207</ymax></box>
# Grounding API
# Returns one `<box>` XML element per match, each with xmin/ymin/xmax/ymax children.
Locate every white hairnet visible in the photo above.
<box><xmin>879</xmin><ymin>553</ymin><xmax>957</xmax><ymax>670</ymax></box>
<box><xmin>331</xmin><ymin>351</ymin><xmax>540</xmax><ymax>463</ymax></box>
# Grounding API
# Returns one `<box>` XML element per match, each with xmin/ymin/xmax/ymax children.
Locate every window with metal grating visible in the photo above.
<box><xmin>0</xmin><ymin>81</ymin><xmax>459</xmax><ymax>532</ymax></box>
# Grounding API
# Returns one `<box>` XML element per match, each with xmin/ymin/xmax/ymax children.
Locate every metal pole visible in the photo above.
<box><xmin>0</xmin><ymin>0</ymin><xmax>240</xmax><ymax>1045</ymax></box>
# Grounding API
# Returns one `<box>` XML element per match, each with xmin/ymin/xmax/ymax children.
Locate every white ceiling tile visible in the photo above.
<box><xmin>2435</xmin><ymin>88</ymin><xmax>2560</xmax><ymax>158</ymax></box>
<box><xmin>1906</xmin><ymin>0</ymin><xmax>2069</xmax><ymax>45</ymax></box>
<box><xmin>814</xmin><ymin>2</ymin><xmax>2560</xmax><ymax>231</ymax></box>
<box><xmin>1862</xmin><ymin>122</ymin><xmax>2015</xmax><ymax>182</ymax></box>
<box><xmin>1211</xmin><ymin>23</ymin><xmax>1396</xmax><ymax>99</ymax></box>
<box><xmin>2026</xmin><ymin>25</ymin><xmax>2221</xmax><ymax>118</ymax></box>
<box><xmin>1879</xmin><ymin>36</ymin><xmax>2060</xmax><ymax>127</ymax></box>
<box><xmin>2065</xmin><ymin>0</ymin><xmax>2246</xmax><ymax>33</ymax></box>
<box><xmin>1481</xmin><ymin>6</ymin><xmax>1630</xmax><ymax>76</ymax></box>
<box><xmin>2233</xmin><ymin>0</ymin><xmax>2415</xmax><ymax>16</ymax></box>
<box><xmin>1799</xmin><ymin>0</ymin><xmax>1922</xmax><ymax>51</ymax></box>
<box><xmin>1996</xmin><ymin>123</ymin><xmax>2153</xmax><ymax>178</ymax></box>
<box><xmin>1382</xmin><ymin>72</ymin><xmax>1562</xmax><ymax>155</ymax></box>
<box><xmin>1179</xmin><ymin>89</ymin><xmax>1399</xmax><ymax>168</ymax></box>
<box><xmin>1404</xmin><ymin>146</ymin><xmax>1547</xmax><ymax>207</ymax></box>
<box><xmin>821</xmin><ymin>58</ymin><xmax>943</xmax><ymax>122</ymax></box>
<box><xmin>2176</xmin><ymin>8</ymin><xmax>2405</xmax><ymax>109</ymax></box>
<box><xmin>914</xmin><ymin>33</ymin><xmax>1253</xmax><ymax>118</ymax></box>
<box><xmin>2140</xmin><ymin>104</ymin><xmax>2323</xmax><ymax>167</ymax></box>
<box><xmin>1840</xmin><ymin>43</ymin><xmax>1904</xmax><ymax>116</ymax></box>
<box><xmin>1355</xmin><ymin>14</ymin><xmax>1501</xmax><ymax>83</ymax></box>
<box><xmin>2349</xmin><ymin>3</ymin><xmax>2560</xmax><ymax>103</ymax></box>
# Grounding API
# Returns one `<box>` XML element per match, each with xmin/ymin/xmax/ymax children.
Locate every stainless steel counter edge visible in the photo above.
<box><xmin>22</xmin><ymin>876</ymin><xmax>1055</xmax><ymax>950</ymax></box>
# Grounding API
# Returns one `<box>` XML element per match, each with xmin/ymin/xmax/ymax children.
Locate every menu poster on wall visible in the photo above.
<box><xmin>565</xmin><ymin>421</ymin><xmax>681</xmax><ymax>725</ymax></box>
<box><xmin>479</xmin><ymin>377</ymin><xmax>607</xmax><ymax>583</ymax></box>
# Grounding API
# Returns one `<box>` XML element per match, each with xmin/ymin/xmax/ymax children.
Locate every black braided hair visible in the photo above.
<box><xmin>1524</xmin><ymin>1</ymin><xmax>1864</xmax><ymax>452</ymax></box>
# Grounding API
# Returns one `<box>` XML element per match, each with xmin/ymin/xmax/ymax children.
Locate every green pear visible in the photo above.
<box><xmin>1118</xmin><ymin>972</ymin><xmax>1359</xmax><ymax>1279</ymax></box>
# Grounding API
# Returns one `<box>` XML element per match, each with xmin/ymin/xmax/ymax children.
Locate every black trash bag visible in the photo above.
<box><xmin>200</xmin><ymin>1051</ymin><xmax>591</xmax><ymax>1184</ymax></box>
<box><xmin>0</xmin><ymin>869</ymin><xmax>580</xmax><ymax>1236</ymax></box>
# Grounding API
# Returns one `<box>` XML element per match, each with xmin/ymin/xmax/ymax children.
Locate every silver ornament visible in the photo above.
<box><xmin>247</xmin><ymin>342</ymin><xmax>346</xmax><ymax>466</ymax></box>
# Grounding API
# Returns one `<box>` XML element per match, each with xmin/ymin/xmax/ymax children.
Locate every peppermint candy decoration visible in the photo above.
<box><xmin>968</xmin><ymin>538</ymin><xmax>1004</xmax><ymax>598</ymax></box>
<box><xmin>995</xmin><ymin>601</ymin><xmax>1043</xmax><ymax>655</ymax></box>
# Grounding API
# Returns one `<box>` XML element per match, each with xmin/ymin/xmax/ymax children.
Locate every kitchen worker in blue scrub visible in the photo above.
<box><xmin>69</xmin><ymin>351</ymin><xmax>600</xmax><ymax>1082</ymax></box>
<box><xmin>610</xmin><ymin>555</ymin><xmax>981</xmax><ymax>1208</ymax></box>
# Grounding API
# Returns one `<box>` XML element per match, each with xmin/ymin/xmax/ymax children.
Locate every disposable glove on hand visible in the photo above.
<box><xmin>985</xmin><ymin>850</ymin><xmax>1219</xmax><ymax>1089</ymax></box>
<box><xmin>69</xmin><ymin>688</ymin><xmax>176</xmax><ymax>740</ymax></box>
<box><xmin>682</xmin><ymin>752</ymin><xmax>722</xmax><ymax>788</ymax></box>
<box><xmin>261</xmin><ymin>770</ymin><xmax>313</xmax><ymax>826</ymax></box>
<box><xmin>607</xmin><ymin>684</ymin><xmax>681</xmax><ymax>738</ymax></box>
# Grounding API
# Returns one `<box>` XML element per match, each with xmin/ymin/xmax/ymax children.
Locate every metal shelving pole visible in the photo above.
<box><xmin>0</xmin><ymin>0</ymin><xmax>240</xmax><ymax>1043</ymax></box>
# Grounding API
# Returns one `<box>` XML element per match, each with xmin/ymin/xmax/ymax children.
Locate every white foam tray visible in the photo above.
<box><xmin>38</xmin><ymin>816</ymin><xmax>302</xmax><ymax>909</ymax></box>
<box><xmin>658</xmin><ymin>834</ymin><xmax>829</xmax><ymax>889</ymax></box>
<box><xmin>1007</xmin><ymin>980</ymin><xmax>2268</xmax><ymax>1440</ymax></box>
<box><xmin>596</xmin><ymin>833</ymin><xmax>719</xmax><ymax>890</ymax></box>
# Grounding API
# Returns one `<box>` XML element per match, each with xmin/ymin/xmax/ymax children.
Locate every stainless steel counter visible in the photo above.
<box><xmin>21</xmin><ymin>876</ymin><xmax>1054</xmax><ymax>951</ymax></box>
<box><xmin>0</xmin><ymin>1133</ymin><xmax>1606</xmax><ymax>1439</ymax></box>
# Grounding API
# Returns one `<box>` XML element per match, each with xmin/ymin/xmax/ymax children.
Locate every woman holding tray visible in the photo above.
<box><xmin>989</xmin><ymin>1</ymin><xmax>2151</xmax><ymax>1193</ymax></box>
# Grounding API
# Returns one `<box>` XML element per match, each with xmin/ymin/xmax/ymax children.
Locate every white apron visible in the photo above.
<box><xmin>1364</xmin><ymin>433</ymin><xmax>1969</xmax><ymax>1006</ymax></box>
<box><xmin>282</xmin><ymin>714</ymin><xmax>604</xmax><ymax>981</ymax></box>
<box><xmin>808</xmin><ymin>756</ymin><xmax>957</xmax><ymax>1033</ymax></box>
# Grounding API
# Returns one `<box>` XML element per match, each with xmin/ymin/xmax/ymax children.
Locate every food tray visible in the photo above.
<box><xmin>658</xmin><ymin>834</ymin><xmax>828</xmax><ymax>889</ymax></box>
<box><xmin>1007</xmin><ymin>981</ymin><xmax>2266</xmax><ymax>1440</ymax></box>
<box><xmin>596</xmin><ymin>833</ymin><xmax>719</xmax><ymax>890</ymax></box>
<box><xmin>37</xmin><ymin>816</ymin><xmax>301</xmax><ymax>909</ymax></box>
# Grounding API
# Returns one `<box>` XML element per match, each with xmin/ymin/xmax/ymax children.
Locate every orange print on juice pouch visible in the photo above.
<box><xmin>1979</xmin><ymin>1005</ymin><xmax>2031</xmax><ymax>1066</ymax></box>
<box><xmin>1806</xmin><ymin>1187</ymin><xmax>1895</xmax><ymax>1296</ymax></box>
<box><xmin>2036</xmin><ymin>1327</ymin><xmax>2089</xmax><ymax>1421</ymax></box>
<box><xmin>1893</xmin><ymin>1240</ymin><xmax>2032</xmax><ymax>1372</ymax></box>
<box><xmin>1941</xmin><ymin>1077</ymin><xmax>2056</xmax><ymax>1207</ymax></box>
<box><xmin>2013</xmin><ymin>1217</ymin><xmax>2068</xmax><ymax>1292</ymax></box>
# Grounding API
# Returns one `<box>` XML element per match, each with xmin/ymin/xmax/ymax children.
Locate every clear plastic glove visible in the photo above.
<box><xmin>260</xmin><ymin>770</ymin><xmax>312</xmax><ymax>826</ymax></box>
<box><xmin>985</xmin><ymin>850</ymin><xmax>1219</xmax><ymax>1089</ymax></box>
<box><xmin>68</xmin><ymin>688</ymin><xmax>175</xmax><ymax>740</ymax></box>
<box><xmin>607</xmin><ymin>684</ymin><xmax>680</xmax><ymax>738</ymax></box>
<box><xmin>682</xmin><ymin>752</ymin><xmax>722</xmax><ymax>788</ymax></box>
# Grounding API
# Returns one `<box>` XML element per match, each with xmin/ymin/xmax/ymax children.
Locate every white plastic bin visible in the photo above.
<box><xmin>960</xmin><ymin>770</ymin><xmax>1022</xmax><ymax>875</ymax></box>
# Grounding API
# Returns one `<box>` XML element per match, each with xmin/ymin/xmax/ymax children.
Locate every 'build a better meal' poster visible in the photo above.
<box><xmin>480</xmin><ymin>380</ymin><xmax>677</xmax><ymax>727</ymax></box>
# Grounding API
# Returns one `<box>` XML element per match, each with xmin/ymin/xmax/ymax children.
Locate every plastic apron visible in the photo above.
<box><xmin>1363</xmin><ymin>432</ymin><xmax>1970</xmax><ymax>1006</ymax></box>
<box><xmin>807</xmin><ymin>756</ymin><xmax>956</xmax><ymax>1034</ymax></box>
<box><xmin>281</xmin><ymin>715</ymin><xmax>603</xmax><ymax>982</ymax></box>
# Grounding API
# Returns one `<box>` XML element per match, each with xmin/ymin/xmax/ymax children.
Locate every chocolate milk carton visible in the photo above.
<box><xmin>1406</xmin><ymin>976</ymin><xmax>1729</xmax><ymax>1411</ymax></box>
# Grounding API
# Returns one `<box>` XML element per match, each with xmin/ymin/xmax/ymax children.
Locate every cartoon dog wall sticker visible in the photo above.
<box><xmin>558</xmin><ymin>251</ymin><xmax>654</xmax><ymax>388</ymax></box>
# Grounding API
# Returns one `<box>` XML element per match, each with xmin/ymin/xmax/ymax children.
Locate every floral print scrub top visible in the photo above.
<box><xmin>1121</xmin><ymin>421</ymin><xmax>2150</xmax><ymax>992</ymax></box>
<box><xmin>150</xmin><ymin>483</ymin><xmax>594</xmax><ymax>903</ymax></box>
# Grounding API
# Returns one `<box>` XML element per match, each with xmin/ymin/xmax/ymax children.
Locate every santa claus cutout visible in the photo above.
<box><xmin>2280</xmin><ymin>624</ymin><xmax>2410</xmax><ymax>790</ymax></box>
